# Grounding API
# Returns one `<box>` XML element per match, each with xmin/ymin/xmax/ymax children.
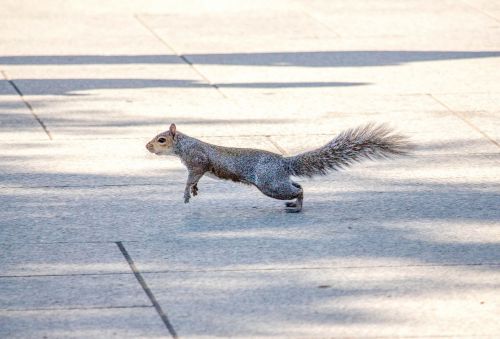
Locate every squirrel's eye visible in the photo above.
<box><xmin>157</xmin><ymin>137</ymin><xmax>166</xmax><ymax>143</ymax></box>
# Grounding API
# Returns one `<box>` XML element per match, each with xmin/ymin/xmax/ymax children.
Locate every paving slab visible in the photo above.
<box><xmin>0</xmin><ymin>0</ymin><xmax>298</xmax><ymax>17</ymax></box>
<box><xmin>142</xmin><ymin>265</ymin><xmax>500</xmax><ymax>337</ymax></box>
<box><xmin>0</xmin><ymin>242</ymin><xmax>130</xmax><ymax>276</ymax></box>
<box><xmin>138</xmin><ymin>8</ymin><xmax>500</xmax><ymax>96</ymax></box>
<box><xmin>0</xmin><ymin>307</ymin><xmax>168</xmax><ymax>338</ymax></box>
<box><xmin>138</xmin><ymin>1</ymin><xmax>500</xmax><ymax>52</ymax></box>
<box><xmin>1</xmin><ymin>175</ymin><xmax>498</xmax><ymax>244</ymax></box>
<box><xmin>137</xmin><ymin>10</ymin><xmax>338</xmax><ymax>53</ymax></box>
<box><xmin>0</xmin><ymin>274</ymin><xmax>150</xmax><ymax>310</ymax></box>
<box><xmin>0</xmin><ymin>13</ymin><xmax>165</xmax><ymax>55</ymax></box>
<box><xmin>179</xmin><ymin>51</ymin><xmax>500</xmax><ymax>95</ymax></box>
<box><xmin>431</xmin><ymin>92</ymin><xmax>500</xmax><ymax>145</ymax></box>
<box><xmin>0</xmin><ymin>63</ymin><xmax>226</xmax><ymax>139</ymax></box>
<box><xmin>0</xmin><ymin>81</ymin><xmax>47</xmax><ymax>140</ymax></box>
<box><xmin>123</xmin><ymin>226</ymin><xmax>500</xmax><ymax>272</ymax></box>
<box><xmin>3</xmin><ymin>135</ymin><xmax>496</xmax><ymax>188</ymax></box>
<box><xmin>0</xmin><ymin>136</ymin><xmax>278</xmax><ymax>187</ymax></box>
<box><xmin>465</xmin><ymin>0</ymin><xmax>500</xmax><ymax>21</ymax></box>
<box><xmin>0</xmin><ymin>0</ymin><xmax>499</xmax><ymax>337</ymax></box>
<box><xmin>303</xmin><ymin>0</ymin><xmax>499</xmax><ymax>42</ymax></box>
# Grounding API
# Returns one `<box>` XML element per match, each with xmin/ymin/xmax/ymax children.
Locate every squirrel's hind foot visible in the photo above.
<box><xmin>285</xmin><ymin>189</ymin><xmax>303</xmax><ymax>213</ymax></box>
<box><xmin>285</xmin><ymin>206</ymin><xmax>302</xmax><ymax>213</ymax></box>
<box><xmin>285</xmin><ymin>199</ymin><xmax>303</xmax><ymax>213</ymax></box>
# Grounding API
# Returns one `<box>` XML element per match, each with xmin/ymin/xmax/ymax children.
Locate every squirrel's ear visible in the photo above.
<box><xmin>169</xmin><ymin>123</ymin><xmax>176</xmax><ymax>136</ymax></box>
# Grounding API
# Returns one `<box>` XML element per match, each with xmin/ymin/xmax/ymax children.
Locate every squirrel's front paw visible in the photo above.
<box><xmin>191</xmin><ymin>184</ymin><xmax>198</xmax><ymax>196</ymax></box>
<box><xmin>184</xmin><ymin>193</ymin><xmax>191</xmax><ymax>203</ymax></box>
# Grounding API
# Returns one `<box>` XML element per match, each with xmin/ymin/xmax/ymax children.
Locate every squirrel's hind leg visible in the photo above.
<box><xmin>285</xmin><ymin>182</ymin><xmax>302</xmax><ymax>207</ymax></box>
<box><xmin>258</xmin><ymin>180</ymin><xmax>304</xmax><ymax>212</ymax></box>
<box><xmin>285</xmin><ymin>182</ymin><xmax>303</xmax><ymax>213</ymax></box>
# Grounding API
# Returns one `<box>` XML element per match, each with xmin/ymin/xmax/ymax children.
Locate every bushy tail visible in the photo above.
<box><xmin>286</xmin><ymin>123</ymin><xmax>412</xmax><ymax>177</ymax></box>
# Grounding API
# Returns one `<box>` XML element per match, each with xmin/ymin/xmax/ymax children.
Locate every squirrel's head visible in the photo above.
<box><xmin>146</xmin><ymin>123</ymin><xmax>177</xmax><ymax>156</ymax></box>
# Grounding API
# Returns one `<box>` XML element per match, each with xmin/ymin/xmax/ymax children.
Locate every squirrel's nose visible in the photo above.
<box><xmin>146</xmin><ymin>143</ymin><xmax>153</xmax><ymax>152</ymax></box>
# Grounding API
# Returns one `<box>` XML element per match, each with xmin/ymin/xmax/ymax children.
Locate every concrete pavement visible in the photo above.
<box><xmin>1</xmin><ymin>0</ymin><xmax>499</xmax><ymax>337</ymax></box>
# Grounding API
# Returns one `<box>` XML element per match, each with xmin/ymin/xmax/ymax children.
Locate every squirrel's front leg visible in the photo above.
<box><xmin>191</xmin><ymin>184</ymin><xmax>198</xmax><ymax>196</ymax></box>
<box><xmin>184</xmin><ymin>170</ymin><xmax>204</xmax><ymax>203</ymax></box>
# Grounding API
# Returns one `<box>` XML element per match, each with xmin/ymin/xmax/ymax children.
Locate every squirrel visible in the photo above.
<box><xmin>146</xmin><ymin>123</ymin><xmax>411</xmax><ymax>212</ymax></box>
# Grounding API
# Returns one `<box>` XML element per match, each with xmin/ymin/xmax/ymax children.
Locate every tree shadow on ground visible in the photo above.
<box><xmin>0</xmin><ymin>79</ymin><xmax>368</xmax><ymax>96</ymax></box>
<box><xmin>1</xmin><ymin>50</ymin><xmax>499</xmax><ymax>67</ymax></box>
<box><xmin>2</xmin><ymin>176</ymin><xmax>498</xmax><ymax>336</ymax></box>
<box><xmin>2</xmin><ymin>50</ymin><xmax>498</xmax><ymax>96</ymax></box>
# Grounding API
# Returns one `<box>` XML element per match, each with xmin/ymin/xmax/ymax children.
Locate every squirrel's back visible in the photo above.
<box><xmin>173</xmin><ymin>124</ymin><xmax>411</xmax><ymax>181</ymax></box>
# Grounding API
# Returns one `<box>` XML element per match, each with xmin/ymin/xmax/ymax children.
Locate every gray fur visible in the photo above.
<box><xmin>286</xmin><ymin>123</ymin><xmax>412</xmax><ymax>177</ymax></box>
<box><xmin>146</xmin><ymin>123</ymin><xmax>412</xmax><ymax>212</ymax></box>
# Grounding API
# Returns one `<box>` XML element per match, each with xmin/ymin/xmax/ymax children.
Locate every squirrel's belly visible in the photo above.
<box><xmin>208</xmin><ymin>166</ymin><xmax>251</xmax><ymax>185</ymax></box>
<box><xmin>205</xmin><ymin>172</ymin><xmax>221</xmax><ymax>180</ymax></box>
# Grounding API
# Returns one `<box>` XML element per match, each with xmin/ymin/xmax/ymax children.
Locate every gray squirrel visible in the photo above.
<box><xmin>146</xmin><ymin>123</ymin><xmax>411</xmax><ymax>212</ymax></box>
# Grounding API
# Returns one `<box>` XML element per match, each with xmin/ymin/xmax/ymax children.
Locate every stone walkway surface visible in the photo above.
<box><xmin>1</xmin><ymin>0</ymin><xmax>499</xmax><ymax>338</ymax></box>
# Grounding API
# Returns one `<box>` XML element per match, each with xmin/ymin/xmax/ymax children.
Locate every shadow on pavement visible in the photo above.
<box><xmin>0</xmin><ymin>79</ymin><xmax>368</xmax><ymax>96</ymax></box>
<box><xmin>1</xmin><ymin>50</ymin><xmax>499</xmax><ymax>67</ymax></box>
<box><xmin>2</xmin><ymin>168</ymin><xmax>498</xmax><ymax>335</ymax></box>
<box><xmin>2</xmin><ymin>50</ymin><xmax>498</xmax><ymax>95</ymax></box>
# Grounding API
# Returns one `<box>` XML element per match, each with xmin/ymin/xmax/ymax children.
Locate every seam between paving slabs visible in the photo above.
<box><xmin>427</xmin><ymin>93</ymin><xmax>499</xmax><ymax>148</ymax></box>
<box><xmin>0</xmin><ymin>272</ymin><xmax>135</xmax><ymax>278</ymax></box>
<box><xmin>133</xmin><ymin>14</ymin><xmax>226</xmax><ymax>99</ymax></box>
<box><xmin>328</xmin><ymin>336</ymin><xmax>500</xmax><ymax>339</ymax></box>
<box><xmin>4</xmin><ymin>263</ymin><xmax>496</xmax><ymax>279</ymax></box>
<box><xmin>116</xmin><ymin>241</ymin><xmax>178</xmax><ymax>339</ymax></box>
<box><xmin>266</xmin><ymin>135</ymin><xmax>288</xmax><ymax>155</ymax></box>
<box><xmin>1</xmin><ymin>70</ymin><xmax>52</xmax><ymax>140</ymax></box>
<box><xmin>460</xmin><ymin>0</ymin><xmax>500</xmax><ymax>23</ymax></box>
<box><xmin>0</xmin><ymin>183</ymin><xmax>172</xmax><ymax>190</ymax></box>
<box><xmin>1</xmin><ymin>305</ymin><xmax>152</xmax><ymax>312</ymax></box>
<box><xmin>299</xmin><ymin>8</ymin><xmax>341</xmax><ymax>38</ymax></box>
